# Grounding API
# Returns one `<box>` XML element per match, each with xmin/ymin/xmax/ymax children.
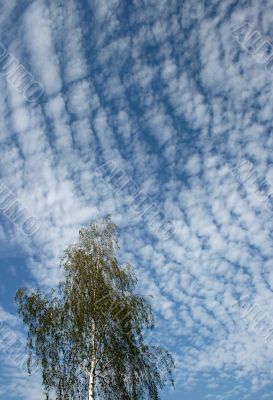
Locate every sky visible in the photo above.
<box><xmin>1</xmin><ymin>0</ymin><xmax>273</xmax><ymax>399</ymax></box>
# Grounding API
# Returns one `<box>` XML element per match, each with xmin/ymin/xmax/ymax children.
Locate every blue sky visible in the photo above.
<box><xmin>1</xmin><ymin>0</ymin><xmax>273</xmax><ymax>399</ymax></box>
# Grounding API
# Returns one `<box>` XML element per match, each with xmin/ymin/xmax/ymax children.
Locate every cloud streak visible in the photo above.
<box><xmin>1</xmin><ymin>0</ymin><xmax>273</xmax><ymax>399</ymax></box>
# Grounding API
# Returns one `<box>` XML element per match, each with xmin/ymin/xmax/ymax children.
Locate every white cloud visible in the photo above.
<box><xmin>1</xmin><ymin>0</ymin><xmax>273</xmax><ymax>398</ymax></box>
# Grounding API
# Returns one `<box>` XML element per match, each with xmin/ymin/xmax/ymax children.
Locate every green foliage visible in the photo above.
<box><xmin>16</xmin><ymin>216</ymin><xmax>174</xmax><ymax>399</ymax></box>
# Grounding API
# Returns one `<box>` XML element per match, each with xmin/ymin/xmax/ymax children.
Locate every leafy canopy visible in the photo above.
<box><xmin>16</xmin><ymin>216</ymin><xmax>174</xmax><ymax>399</ymax></box>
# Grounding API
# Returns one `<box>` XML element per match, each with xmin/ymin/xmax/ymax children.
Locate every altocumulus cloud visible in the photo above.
<box><xmin>1</xmin><ymin>0</ymin><xmax>273</xmax><ymax>399</ymax></box>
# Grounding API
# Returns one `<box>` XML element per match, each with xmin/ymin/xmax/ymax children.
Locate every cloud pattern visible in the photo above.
<box><xmin>1</xmin><ymin>0</ymin><xmax>273</xmax><ymax>398</ymax></box>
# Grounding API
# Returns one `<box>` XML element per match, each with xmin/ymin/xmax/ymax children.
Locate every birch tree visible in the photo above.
<box><xmin>15</xmin><ymin>216</ymin><xmax>174</xmax><ymax>399</ymax></box>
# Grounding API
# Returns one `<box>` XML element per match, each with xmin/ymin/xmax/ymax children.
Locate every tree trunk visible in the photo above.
<box><xmin>89</xmin><ymin>318</ymin><xmax>96</xmax><ymax>400</ymax></box>
<box><xmin>89</xmin><ymin>252</ymin><xmax>99</xmax><ymax>400</ymax></box>
<box><xmin>88</xmin><ymin>367</ymin><xmax>95</xmax><ymax>400</ymax></box>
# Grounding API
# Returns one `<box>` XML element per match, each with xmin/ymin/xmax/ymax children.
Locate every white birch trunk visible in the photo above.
<box><xmin>88</xmin><ymin>366</ymin><xmax>95</xmax><ymax>400</ymax></box>
<box><xmin>89</xmin><ymin>247</ymin><xmax>99</xmax><ymax>400</ymax></box>
<box><xmin>88</xmin><ymin>319</ymin><xmax>96</xmax><ymax>400</ymax></box>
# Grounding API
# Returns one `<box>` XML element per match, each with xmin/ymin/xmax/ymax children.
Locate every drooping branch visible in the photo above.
<box><xmin>15</xmin><ymin>216</ymin><xmax>174</xmax><ymax>400</ymax></box>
